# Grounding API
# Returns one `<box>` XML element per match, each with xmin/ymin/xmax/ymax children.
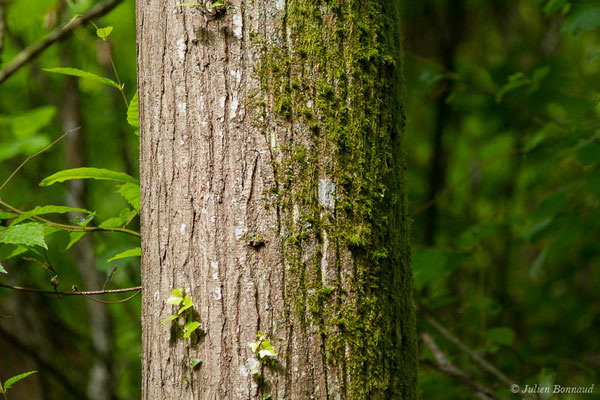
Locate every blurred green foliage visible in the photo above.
<box><xmin>404</xmin><ymin>0</ymin><xmax>599</xmax><ymax>398</ymax></box>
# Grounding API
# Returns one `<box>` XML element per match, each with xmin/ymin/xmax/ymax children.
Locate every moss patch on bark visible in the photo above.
<box><xmin>254</xmin><ymin>0</ymin><xmax>418</xmax><ymax>398</ymax></box>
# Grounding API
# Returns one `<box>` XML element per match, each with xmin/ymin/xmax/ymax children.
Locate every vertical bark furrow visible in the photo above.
<box><xmin>139</xmin><ymin>0</ymin><xmax>416</xmax><ymax>398</ymax></box>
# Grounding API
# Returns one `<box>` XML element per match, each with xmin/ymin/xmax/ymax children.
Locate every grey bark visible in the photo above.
<box><xmin>138</xmin><ymin>1</ymin><xmax>416</xmax><ymax>399</ymax></box>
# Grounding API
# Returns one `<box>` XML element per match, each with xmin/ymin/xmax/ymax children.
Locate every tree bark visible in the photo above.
<box><xmin>137</xmin><ymin>1</ymin><xmax>417</xmax><ymax>399</ymax></box>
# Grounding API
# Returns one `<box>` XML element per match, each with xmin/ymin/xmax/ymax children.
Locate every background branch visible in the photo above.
<box><xmin>0</xmin><ymin>283</ymin><xmax>141</xmax><ymax>296</ymax></box>
<box><xmin>0</xmin><ymin>0</ymin><xmax>123</xmax><ymax>85</ymax></box>
<box><xmin>421</xmin><ymin>332</ymin><xmax>500</xmax><ymax>400</ymax></box>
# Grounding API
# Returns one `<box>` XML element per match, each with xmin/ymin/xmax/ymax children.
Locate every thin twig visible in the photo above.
<box><xmin>421</xmin><ymin>311</ymin><xmax>513</xmax><ymax>386</ymax></box>
<box><xmin>0</xmin><ymin>127</ymin><xmax>78</xmax><ymax>194</ymax></box>
<box><xmin>102</xmin><ymin>265</ymin><xmax>118</xmax><ymax>290</ymax></box>
<box><xmin>0</xmin><ymin>283</ymin><xmax>141</xmax><ymax>296</ymax></box>
<box><xmin>0</xmin><ymin>198</ymin><xmax>141</xmax><ymax>237</ymax></box>
<box><xmin>0</xmin><ymin>325</ymin><xmax>90</xmax><ymax>399</ymax></box>
<box><xmin>0</xmin><ymin>0</ymin><xmax>123</xmax><ymax>85</ymax></box>
<box><xmin>79</xmin><ymin>289</ymin><xmax>140</xmax><ymax>304</ymax></box>
<box><xmin>411</xmin><ymin>148</ymin><xmax>525</xmax><ymax>217</ymax></box>
<box><xmin>421</xmin><ymin>332</ymin><xmax>500</xmax><ymax>400</ymax></box>
<box><xmin>419</xmin><ymin>308</ymin><xmax>538</xmax><ymax>400</ymax></box>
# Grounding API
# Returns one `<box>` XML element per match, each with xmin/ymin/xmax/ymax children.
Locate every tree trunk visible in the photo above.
<box><xmin>137</xmin><ymin>0</ymin><xmax>417</xmax><ymax>399</ymax></box>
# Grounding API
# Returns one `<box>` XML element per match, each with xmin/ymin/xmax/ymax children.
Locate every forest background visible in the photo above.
<box><xmin>0</xmin><ymin>0</ymin><xmax>598</xmax><ymax>399</ymax></box>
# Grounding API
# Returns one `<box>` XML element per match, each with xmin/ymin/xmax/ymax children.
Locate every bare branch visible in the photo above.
<box><xmin>0</xmin><ymin>127</ymin><xmax>78</xmax><ymax>194</ymax></box>
<box><xmin>419</xmin><ymin>308</ymin><xmax>538</xmax><ymax>400</ymax></box>
<box><xmin>420</xmin><ymin>311</ymin><xmax>513</xmax><ymax>386</ymax></box>
<box><xmin>0</xmin><ymin>283</ymin><xmax>141</xmax><ymax>296</ymax></box>
<box><xmin>0</xmin><ymin>0</ymin><xmax>123</xmax><ymax>85</ymax></box>
<box><xmin>0</xmin><ymin>325</ymin><xmax>89</xmax><ymax>399</ymax></box>
<box><xmin>421</xmin><ymin>332</ymin><xmax>500</xmax><ymax>400</ymax></box>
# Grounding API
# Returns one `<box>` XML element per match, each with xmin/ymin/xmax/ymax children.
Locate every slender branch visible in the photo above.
<box><xmin>0</xmin><ymin>325</ymin><xmax>89</xmax><ymax>400</ymax></box>
<box><xmin>79</xmin><ymin>290</ymin><xmax>140</xmax><ymax>304</ymax></box>
<box><xmin>0</xmin><ymin>283</ymin><xmax>141</xmax><ymax>296</ymax></box>
<box><xmin>0</xmin><ymin>199</ymin><xmax>141</xmax><ymax>237</ymax></box>
<box><xmin>421</xmin><ymin>311</ymin><xmax>513</xmax><ymax>385</ymax></box>
<box><xmin>0</xmin><ymin>127</ymin><xmax>78</xmax><ymax>194</ymax></box>
<box><xmin>421</xmin><ymin>332</ymin><xmax>500</xmax><ymax>400</ymax></box>
<box><xmin>419</xmin><ymin>308</ymin><xmax>538</xmax><ymax>400</ymax></box>
<box><xmin>0</xmin><ymin>0</ymin><xmax>123</xmax><ymax>85</ymax></box>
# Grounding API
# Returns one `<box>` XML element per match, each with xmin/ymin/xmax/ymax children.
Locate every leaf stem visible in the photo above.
<box><xmin>0</xmin><ymin>199</ymin><xmax>141</xmax><ymax>237</ymax></box>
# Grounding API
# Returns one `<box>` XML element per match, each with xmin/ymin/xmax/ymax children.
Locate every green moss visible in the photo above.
<box><xmin>253</xmin><ymin>0</ymin><xmax>417</xmax><ymax>398</ymax></box>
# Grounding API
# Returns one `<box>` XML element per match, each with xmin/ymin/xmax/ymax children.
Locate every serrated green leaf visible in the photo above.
<box><xmin>65</xmin><ymin>214</ymin><xmax>94</xmax><ymax>250</ymax></box>
<box><xmin>172</xmin><ymin>288</ymin><xmax>183</xmax><ymax>298</ymax></box>
<box><xmin>66</xmin><ymin>232</ymin><xmax>86</xmax><ymax>250</ymax></box>
<box><xmin>96</xmin><ymin>26</ymin><xmax>113</xmax><ymax>40</ymax></box>
<box><xmin>0</xmin><ymin>245</ymin><xmax>28</xmax><ymax>261</ymax></box>
<box><xmin>0</xmin><ymin>212</ymin><xmax>17</xmax><ymax>220</ymax></box>
<box><xmin>167</xmin><ymin>296</ymin><xmax>183</xmax><ymax>305</ymax></box>
<box><xmin>117</xmin><ymin>183</ymin><xmax>140</xmax><ymax>211</ymax></box>
<box><xmin>72</xmin><ymin>213</ymin><xmax>95</xmax><ymax>227</ymax></box>
<box><xmin>259</xmin><ymin>347</ymin><xmax>276</xmax><ymax>359</ymax></box>
<box><xmin>99</xmin><ymin>208</ymin><xmax>135</xmax><ymax>229</ymax></box>
<box><xmin>127</xmin><ymin>91</ymin><xmax>139</xmax><ymax>129</ymax></box>
<box><xmin>190</xmin><ymin>359</ymin><xmax>202</xmax><ymax>369</ymax></box>
<box><xmin>0</xmin><ymin>223</ymin><xmax>46</xmax><ymax>249</ymax></box>
<box><xmin>160</xmin><ymin>314</ymin><xmax>179</xmax><ymax>324</ymax></box>
<box><xmin>178</xmin><ymin>304</ymin><xmax>193</xmax><ymax>315</ymax></box>
<box><xmin>11</xmin><ymin>205</ymin><xmax>91</xmax><ymax>225</ymax></box>
<box><xmin>183</xmin><ymin>321</ymin><xmax>201</xmax><ymax>338</ymax></box>
<box><xmin>261</xmin><ymin>339</ymin><xmax>275</xmax><ymax>352</ymax></box>
<box><xmin>40</xmin><ymin>167</ymin><xmax>139</xmax><ymax>186</ymax></box>
<box><xmin>98</xmin><ymin>217</ymin><xmax>123</xmax><ymax>228</ymax></box>
<box><xmin>178</xmin><ymin>296</ymin><xmax>194</xmax><ymax>314</ymax></box>
<box><xmin>249</xmin><ymin>340</ymin><xmax>260</xmax><ymax>353</ymax></box>
<box><xmin>3</xmin><ymin>370</ymin><xmax>37</xmax><ymax>389</ymax></box>
<box><xmin>107</xmin><ymin>247</ymin><xmax>141</xmax><ymax>263</ymax></box>
<box><xmin>43</xmin><ymin>67</ymin><xmax>120</xmax><ymax>89</ymax></box>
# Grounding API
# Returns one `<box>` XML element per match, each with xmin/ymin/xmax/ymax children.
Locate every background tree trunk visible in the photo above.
<box><xmin>137</xmin><ymin>0</ymin><xmax>417</xmax><ymax>398</ymax></box>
